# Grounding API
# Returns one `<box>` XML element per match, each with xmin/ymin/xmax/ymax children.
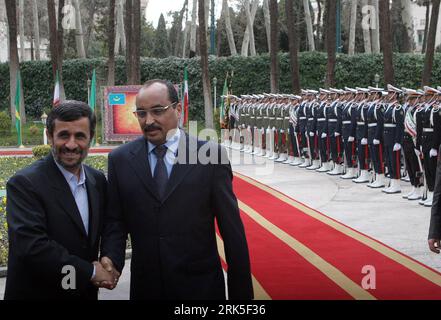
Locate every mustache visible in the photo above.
<box><xmin>144</xmin><ymin>124</ymin><xmax>162</xmax><ymax>132</ymax></box>
<box><xmin>60</xmin><ymin>146</ymin><xmax>82</xmax><ymax>154</ymax></box>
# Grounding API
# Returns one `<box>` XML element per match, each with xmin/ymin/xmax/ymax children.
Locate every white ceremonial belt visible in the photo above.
<box><xmin>423</xmin><ymin>128</ymin><xmax>434</xmax><ymax>132</ymax></box>
<box><xmin>384</xmin><ymin>124</ymin><xmax>396</xmax><ymax>128</ymax></box>
<box><xmin>328</xmin><ymin>119</ymin><xmax>338</xmax><ymax>122</ymax></box>
<box><xmin>276</xmin><ymin>118</ymin><xmax>283</xmax><ymax>120</ymax></box>
<box><xmin>368</xmin><ymin>123</ymin><xmax>377</xmax><ymax>127</ymax></box>
<box><xmin>256</xmin><ymin>117</ymin><xmax>262</xmax><ymax>119</ymax></box>
<box><xmin>342</xmin><ymin>121</ymin><xmax>351</xmax><ymax>124</ymax></box>
<box><xmin>299</xmin><ymin>117</ymin><xmax>307</xmax><ymax>120</ymax></box>
<box><xmin>284</xmin><ymin>117</ymin><xmax>290</xmax><ymax>119</ymax></box>
<box><xmin>357</xmin><ymin>122</ymin><xmax>365</xmax><ymax>125</ymax></box>
<box><xmin>317</xmin><ymin>118</ymin><xmax>326</xmax><ymax>121</ymax></box>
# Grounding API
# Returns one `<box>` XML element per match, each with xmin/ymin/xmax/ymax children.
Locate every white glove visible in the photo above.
<box><xmin>373</xmin><ymin>139</ymin><xmax>380</xmax><ymax>145</ymax></box>
<box><xmin>430</xmin><ymin>148</ymin><xmax>438</xmax><ymax>158</ymax></box>
<box><xmin>348</xmin><ymin>136</ymin><xmax>355</xmax><ymax>142</ymax></box>
<box><xmin>321</xmin><ymin>133</ymin><xmax>327</xmax><ymax>138</ymax></box>
<box><xmin>414</xmin><ymin>148</ymin><xmax>421</xmax><ymax>157</ymax></box>
<box><xmin>393</xmin><ymin>143</ymin><xmax>402</xmax><ymax>151</ymax></box>
<box><xmin>309</xmin><ymin>132</ymin><xmax>315</xmax><ymax>137</ymax></box>
<box><xmin>361</xmin><ymin>138</ymin><xmax>368</xmax><ymax>145</ymax></box>
<box><xmin>335</xmin><ymin>132</ymin><xmax>341</xmax><ymax>137</ymax></box>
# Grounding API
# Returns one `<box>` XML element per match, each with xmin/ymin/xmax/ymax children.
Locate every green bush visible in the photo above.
<box><xmin>0</xmin><ymin>196</ymin><xmax>7</xmax><ymax>267</ymax></box>
<box><xmin>0</xmin><ymin>111</ymin><xmax>9</xmax><ymax>133</ymax></box>
<box><xmin>1</xmin><ymin>53</ymin><xmax>440</xmax><ymax>123</ymax></box>
<box><xmin>29</xmin><ymin>125</ymin><xmax>40</xmax><ymax>136</ymax></box>
<box><xmin>32</xmin><ymin>145</ymin><xmax>51</xmax><ymax>158</ymax></box>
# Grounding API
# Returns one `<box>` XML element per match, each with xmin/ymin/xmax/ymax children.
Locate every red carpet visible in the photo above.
<box><xmin>218</xmin><ymin>172</ymin><xmax>441</xmax><ymax>300</ymax></box>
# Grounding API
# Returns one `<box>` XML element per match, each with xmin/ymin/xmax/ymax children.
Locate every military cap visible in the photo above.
<box><xmin>387</xmin><ymin>84</ymin><xmax>403</xmax><ymax>93</ymax></box>
<box><xmin>424</xmin><ymin>86</ymin><xmax>441</xmax><ymax>95</ymax></box>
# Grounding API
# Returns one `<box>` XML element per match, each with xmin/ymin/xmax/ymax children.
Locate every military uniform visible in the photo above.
<box><xmin>352</xmin><ymin>90</ymin><xmax>371</xmax><ymax>183</ymax></box>
<box><xmin>306</xmin><ymin>92</ymin><xmax>320</xmax><ymax>170</ymax></box>
<box><xmin>340</xmin><ymin>89</ymin><xmax>359</xmax><ymax>179</ymax></box>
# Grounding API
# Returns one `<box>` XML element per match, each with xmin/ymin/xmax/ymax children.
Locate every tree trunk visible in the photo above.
<box><xmin>190</xmin><ymin>0</ymin><xmax>197</xmax><ymax>57</ymax></box>
<box><xmin>115</xmin><ymin>0</ymin><xmax>126</xmax><ymax>55</ymax></box>
<box><xmin>400</xmin><ymin>0</ymin><xmax>414</xmax><ymax>52</ymax></box>
<box><xmin>269</xmin><ymin>0</ymin><xmax>279</xmax><ymax>93</ymax></box>
<box><xmin>132</xmin><ymin>0</ymin><xmax>141</xmax><ymax>84</ymax></box>
<box><xmin>379</xmin><ymin>0</ymin><xmax>395</xmax><ymax>85</ymax></box>
<box><xmin>85</xmin><ymin>0</ymin><xmax>96</xmax><ymax>54</ymax></box>
<box><xmin>174</xmin><ymin>0</ymin><xmax>188</xmax><ymax>56</ymax></box>
<box><xmin>422</xmin><ymin>0</ymin><xmax>440</xmax><ymax>86</ymax></box>
<box><xmin>108</xmin><ymin>0</ymin><xmax>116</xmax><ymax>86</ymax></box>
<box><xmin>422</xmin><ymin>1</ymin><xmax>430</xmax><ymax>53</ymax></box>
<box><xmin>57</xmin><ymin>0</ymin><xmax>66</xmax><ymax>101</ymax></box>
<box><xmin>303</xmin><ymin>0</ymin><xmax>315</xmax><ymax>51</ymax></box>
<box><xmin>19</xmin><ymin>0</ymin><xmax>25</xmax><ymax>60</ymax></box>
<box><xmin>371</xmin><ymin>0</ymin><xmax>380</xmax><ymax>53</ymax></box>
<box><xmin>262</xmin><ymin>0</ymin><xmax>271</xmax><ymax>52</ymax></box>
<box><xmin>348</xmin><ymin>0</ymin><xmax>357</xmax><ymax>55</ymax></box>
<box><xmin>361</xmin><ymin>0</ymin><xmax>372</xmax><ymax>53</ymax></box>
<box><xmin>125</xmin><ymin>0</ymin><xmax>133</xmax><ymax>83</ymax></box>
<box><xmin>72</xmin><ymin>0</ymin><xmax>86</xmax><ymax>58</ymax></box>
<box><xmin>198</xmin><ymin>0</ymin><xmax>213</xmax><ymax>129</ymax></box>
<box><xmin>241</xmin><ymin>0</ymin><xmax>258</xmax><ymax>56</ymax></box>
<box><xmin>285</xmin><ymin>0</ymin><xmax>301</xmax><ymax>93</ymax></box>
<box><xmin>32</xmin><ymin>0</ymin><xmax>41</xmax><ymax>60</ymax></box>
<box><xmin>182</xmin><ymin>21</ymin><xmax>191</xmax><ymax>57</ymax></box>
<box><xmin>325</xmin><ymin>0</ymin><xmax>336</xmax><ymax>88</ymax></box>
<box><xmin>222</xmin><ymin>0</ymin><xmax>237</xmax><ymax>55</ymax></box>
<box><xmin>316</xmin><ymin>0</ymin><xmax>322</xmax><ymax>50</ymax></box>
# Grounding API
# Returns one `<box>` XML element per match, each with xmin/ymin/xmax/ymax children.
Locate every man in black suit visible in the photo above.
<box><xmin>429</xmin><ymin>145</ymin><xmax>441</xmax><ymax>253</ymax></box>
<box><xmin>100</xmin><ymin>80</ymin><xmax>253</xmax><ymax>300</ymax></box>
<box><xmin>5</xmin><ymin>101</ymin><xmax>116</xmax><ymax>300</ymax></box>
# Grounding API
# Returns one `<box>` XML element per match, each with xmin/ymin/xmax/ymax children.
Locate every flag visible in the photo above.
<box><xmin>15</xmin><ymin>71</ymin><xmax>23</xmax><ymax>147</ymax></box>
<box><xmin>89</xmin><ymin>69</ymin><xmax>97</xmax><ymax>111</ymax></box>
<box><xmin>53</xmin><ymin>71</ymin><xmax>60</xmax><ymax>107</ymax></box>
<box><xmin>219</xmin><ymin>74</ymin><xmax>229</xmax><ymax>128</ymax></box>
<box><xmin>180</xmin><ymin>67</ymin><xmax>189</xmax><ymax>128</ymax></box>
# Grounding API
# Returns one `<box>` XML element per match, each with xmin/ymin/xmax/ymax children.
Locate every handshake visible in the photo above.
<box><xmin>91</xmin><ymin>256</ymin><xmax>121</xmax><ymax>290</ymax></box>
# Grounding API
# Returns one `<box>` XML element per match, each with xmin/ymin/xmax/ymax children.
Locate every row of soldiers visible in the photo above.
<box><xmin>222</xmin><ymin>85</ymin><xmax>441</xmax><ymax>207</ymax></box>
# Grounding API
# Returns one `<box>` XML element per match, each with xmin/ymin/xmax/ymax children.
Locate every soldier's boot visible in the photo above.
<box><xmin>283</xmin><ymin>155</ymin><xmax>294</xmax><ymax>164</ymax></box>
<box><xmin>367</xmin><ymin>174</ymin><xmax>385</xmax><ymax>188</ymax></box>
<box><xmin>276</xmin><ymin>153</ymin><xmax>288</xmax><ymax>162</ymax></box>
<box><xmin>382</xmin><ymin>179</ymin><xmax>401</xmax><ymax>194</ymax></box>
<box><xmin>299</xmin><ymin>158</ymin><xmax>311</xmax><ymax>168</ymax></box>
<box><xmin>316</xmin><ymin>162</ymin><xmax>331</xmax><ymax>172</ymax></box>
<box><xmin>328</xmin><ymin>163</ymin><xmax>344</xmax><ymax>175</ymax></box>
<box><xmin>406</xmin><ymin>187</ymin><xmax>422</xmax><ymax>200</ymax></box>
<box><xmin>422</xmin><ymin>191</ymin><xmax>434</xmax><ymax>207</ymax></box>
<box><xmin>291</xmin><ymin>157</ymin><xmax>304</xmax><ymax>166</ymax></box>
<box><xmin>352</xmin><ymin>170</ymin><xmax>370</xmax><ymax>183</ymax></box>
<box><xmin>341</xmin><ymin>167</ymin><xmax>357</xmax><ymax>179</ymax></box>
<box><xmin>307</xmin><ymin>160</ymin><xmax>321</xmax><ymax>170</ymax></box>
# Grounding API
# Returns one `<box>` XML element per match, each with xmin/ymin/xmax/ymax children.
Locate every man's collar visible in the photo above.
<box><xmin>54</xmin><ymin>156</ymin><xmax>86</xmax><ymax>185</ymax></box>
<box><xmin>147</xmin><ymin>128</ymin><xmax>181</xmax><ymax>155</ymax></box>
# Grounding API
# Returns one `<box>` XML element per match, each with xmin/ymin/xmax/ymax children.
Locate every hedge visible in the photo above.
<box><xmin>0</xmin><ymin>52</ymin><xmax>440</xmax><ymax>122</ymax></box>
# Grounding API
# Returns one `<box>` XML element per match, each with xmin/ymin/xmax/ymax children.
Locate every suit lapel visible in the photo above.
<box><xmin>129</xmin><ymin>138</ymin><xmax>161</xmax><ymax>202</ymax></box>
<box><xmin>85</xmin><ymin>167</ymin><xmax>99</xmax><ymax>245</ymax></box>
<box><xmin>162</xmin><ymin>132</ymin><xmax>196</xmax><ymax>203</ymax></box>
<box><xmin>47</xmin><ymin>155</ymin><xmax>88</xmax><ymax>237</ymax></box>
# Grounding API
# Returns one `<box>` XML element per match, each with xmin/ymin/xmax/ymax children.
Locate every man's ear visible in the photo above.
<box><xmin>46</xmin><ymin>130</ymin><xmax>53</xmax><ymax>145</ymax></box>
<box><xmin>176</xmin><ymin>102</ymin><xmax>182</xmax><ymax>117</ymax></box>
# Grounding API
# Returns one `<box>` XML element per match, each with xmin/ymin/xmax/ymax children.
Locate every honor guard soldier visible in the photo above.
<box><xmin>340</xmin><ymin>88</ymin><xmax>359</xmax><ymax>179</ymax></box>
<box><xmin>253</xmin><ymin>95</ymin><xmax>266</xmax><ymax>156</ymax></box>
<box><xmin>381</xmin><ymin>85</ymin><xmax>405</xmax><ymax>194</ymax></box>
<box><xmin>415</xmin><ymin>86</ymin><xmax>441</xmax><ymax>206</ymax></box>
<box><xmin>276</xmin><ymin>95</ymin><xmax>290</xmax><ymax>163</ymax></box>
<box><xmin>402</xmin><ymin>88</ymin><xmax>424</xmax><ymax>200</ymax></box>
<box><xmin>316</xmin><ymin>89</ymin><xmax>332</xmax><ymax>172</ymax></box>
<box><xmin>298</xmin><ymin>90</ymin><xmax>312</xmax><ymax>168</ymax></box>
<box><xmin>306</xmin><ymin>90</ymin><xmax>321</xmax><ymax>170</ymax></box>
<box><xmin>327</xmin><ymin>88</ymin><xmax>345</xmax><ymax>175</ymax></box>
<box><xmin>352</xmin><ymin>88</ymin><xmax>371</xmax><ymax>183</ymax></box>
<box><xmin>271</xmin><ymin>95</ymin><xmax>283</xmax><ymax>160</ymax></box>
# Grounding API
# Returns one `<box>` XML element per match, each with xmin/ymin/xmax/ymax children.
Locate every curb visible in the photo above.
<box><xmin>0</xmin><ymin>249</ymin><xmax>132</xmax><ymax>278</ymax></box>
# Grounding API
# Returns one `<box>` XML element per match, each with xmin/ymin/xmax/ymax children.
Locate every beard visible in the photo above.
<box><xmin>52</xmin><ymin>145</ymin><xmax>88</xmax><ymax>170</ymax></box>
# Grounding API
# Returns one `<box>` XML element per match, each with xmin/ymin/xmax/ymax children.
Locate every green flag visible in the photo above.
<box><xmin>219</xmin><ymin>74</ymin><xmax>228</xmax><ymax>128</ymax></box>
<box><xmin>15</xmin><ymin>71</ymin><xmax>23</xmax><ymax>147</ymax></box>
<box><xmin>89</xmin><ymin>69</ymin><xmax>96</xmax><ymax>111</ymax></box>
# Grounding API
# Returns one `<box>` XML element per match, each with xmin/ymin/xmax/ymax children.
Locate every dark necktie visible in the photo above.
<box><xmin>153</xmin><ymin>144</ymin><xmax>168</xmax><ymax>199</ymax></box>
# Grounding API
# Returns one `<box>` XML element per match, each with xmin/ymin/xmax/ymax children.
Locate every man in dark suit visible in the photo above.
<box><xmin>5</xmin><ymin>101</ymin><xmax>115</xmax><ymax>300</ymax></box>
<box><xmin>100</xmin><ymin>80</ymin><xmax>253</xmax><ymax>300</ymax></box>
<box><xmin>429</xmin><ymin>145</ymin><xmax>441</xmax><ymax>253</ymax></box>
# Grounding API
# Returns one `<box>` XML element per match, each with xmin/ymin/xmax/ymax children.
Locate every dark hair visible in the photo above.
<box><xmin>141</xmin><ymin>79</ymin><xmax>179</xmax><ymax>105</ymax></box>
<box><xmin>47</xmin><ymin>100</ymin><xmax>96</xmax><ymax>138</ymax></box>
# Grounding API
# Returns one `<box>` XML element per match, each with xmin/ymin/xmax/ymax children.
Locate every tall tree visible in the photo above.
<box><xmin>379</xmin><ymin>0</ymin><xmax>395</xmax><ymax>85</ymax></box>
<box><xmin>108</xmin><ymin>0</ymin><xmax>116</xmax><ymax>86</ymax></box>
<box><xmin>115</xmin><ymin>0</ymin><xmax>126</xmax><ymax>55</ymax></box>
<box><xmin>325</xmin><ymin>0</ymin><xmax>337</xmax><ymax>88</ymax></box>
<box><xmin>241</xmin><ymin>0</ymin><xmax>258</xmax><ymax>56</ymax></box>
<box><xmin>348</xmin><ymin>0</ymin><xmax>357</xmax><ymax>55</ymax></box>
<box><xmin>47</xmin><ymin>0</ymin><xmax>66</xmax><ymax>101</ymax></box>
<box><xmin>371</xmin><ymin>0</ymin><xmax>380</xmax><ymax>53</ymax></box>
<box><xmin>32</xmin><ymin>0</ymin><xmax>41</xmax><ymax>60</ymax></box>
<box><xmin>19</xmin><ymin>0</ymin><xmax>25</xmax><ymax>60</ymax></box>
<box><xmin>303</xmin><ymin>0</ymin><xmax>315</xmax><ymax>51</ymax></box>
<box><xmin>190</xmin><ymin>0</ymin><xmax>197</xmax><ymax>57</ymax></box>
<box><xmin>170</xmin><ymin>0</ymin><xmax>188</xmax><ymax>56</ymax></box>
<box><xmin>198</xmin><ymin>0</ymin><xmax>213</xmax><ymax>129</ymax></box>
<box><xmin>153</xmin><ymin>14</ymin><xmax>170</xmax><ymax>58</ymax></box>
<box><xmin>262</xmin><ymin>0</ymin><xmax>271</xmax><ymax>52</ymax></box>
<box><xmin>361</xmin><ymin>0</ymin><xmax>372</xmax><ymax>53</ymax></box>
<box><xmin>269</xmin><ymin>0</ymin><xmax>279</xmax><ymax>93</ymax></box>
<box><xmin>72</xmin><ymin>0</ymin><xmax>86</xmax><ymax>58</ymax></box>
<box><xmin>5</xmin><ymin>0</ymin><xmax>26</xmax><ymax>126</ymax></box>
<box><xmin>222</xmin><ymin>0</ymin><xmax>237</xmax><ymax>55</ymax></box>
<box><xmin>422</xmin><ymin>0</ymin><xmax>430</xmax><ymax>53</ymax></box>
<box><xmin>422</xmin><ymin>0</ymin><xmax>441</xmax><ymax>86</ymax></box>
<box><xmin>125</xmin><ymin>0</ymin><xmax>140</xmax><ymax>84</ymax></box>
<box><xmin>285</xmin><ymin>0</ymin><xmax>300</xmax><ymax>93</ymax></box>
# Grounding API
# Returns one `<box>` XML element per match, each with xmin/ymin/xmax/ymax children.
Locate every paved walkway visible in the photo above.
<box><xmin>1</xmin><ymin>147</ymin><xmax>440</xmax><ymax>299</ymax></box>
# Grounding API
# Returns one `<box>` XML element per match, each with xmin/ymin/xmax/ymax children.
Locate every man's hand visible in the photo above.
<box><xmin>348</xmin><ymin>136</ymin><xmax>355</xmax><ymax>142</ymax></box>
<box><xmin>309</xmin><ymin>132</ymin><xmax>315</xmax><ymax>137</ymax></box>
<box><xmin>335</xmin><ymin>132</ymin><xmax>340</xmax><ymax>137</ymax></box>
<box><xmin>415</xmin><ymin>148</ymin><xmax>421</xmax><ymax>157</ymax></box>
<box><xmin>428</xmin><ymin>239</ymin><xmax>441</xmax><ymax>254</ymax></box>
<box><xmin>91</xmin><ymin>261</ymin><xmax>117</xmax><ymax>290</ymax></box>
<box><xmin>393</xmin><ymin>143</ymin><xmax>402</xmax><ymax>151</ymax></box>
<box><xmin>101</xmin><ymin>256</ymin><xmax>121</xmax><ymax>285</ymax></box>
<box><xmin>361</xmin><ymin>138</ymin><xmax>368</xmax><ymax>145</ymax></box>
<box><xmin>373</xmin><ymin>139</ymin><xmax>380</xmax><ymax>145</ymax></box>
<box><xmin>321</xmin><ymin>133</ymin><xmax>327</xmax><ymax>138</ymax></box>
<box><xmin>430</xmin><ymin>148</ymin><xmax>438</xmax><ymax>158</ymax></box>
